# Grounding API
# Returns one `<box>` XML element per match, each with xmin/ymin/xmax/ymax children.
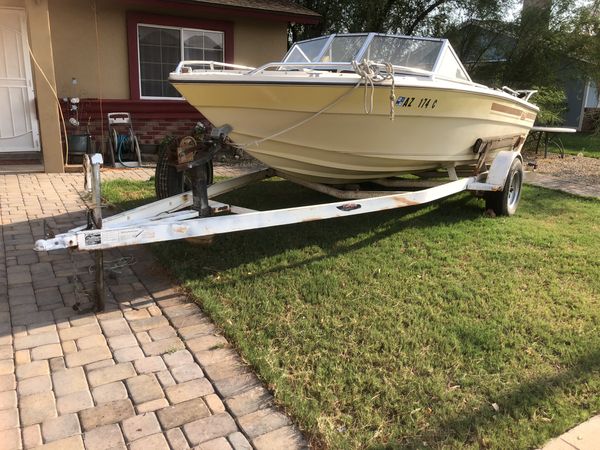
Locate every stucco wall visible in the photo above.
<box><xmin>233</xmin><ymin>19</ymin><xmax>288</xmax><ymax>68</ymax></box>
<box><xmin>49</xmin><ymin>0</ymin><xmax>130</xmax><ymax>100</ymax></box>
<box><xmin>48</xmin><ymin>0</ymin><xmax>288</xmax><ymax>100</ymax></box>
<box><xmin>0</xmin><ymin>0</ymin><xmax>24</xmax><ymax>8</ymax></box>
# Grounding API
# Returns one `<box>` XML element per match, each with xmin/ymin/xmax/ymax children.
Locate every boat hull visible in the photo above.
<box><xmin>172</xmin><ymin>80</ymin><xmax>537</xmax><ymax>184</ymax></box>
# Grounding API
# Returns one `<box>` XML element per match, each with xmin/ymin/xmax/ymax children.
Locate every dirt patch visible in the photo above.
<box><xmin>522</xmin><ymin>150</ymin><xmax>600</xmax><ymax>186</ymax></box>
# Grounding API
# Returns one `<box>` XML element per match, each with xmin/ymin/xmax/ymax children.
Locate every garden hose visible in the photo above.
<box><xmin>115</xmin><ymin>133</ymin><xmax>137</xmax><ymax>168</ymax></box>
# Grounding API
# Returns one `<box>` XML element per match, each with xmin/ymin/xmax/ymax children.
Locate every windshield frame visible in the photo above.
<box><xmin>282</xmin><ymin>32</ymin><xmax>472</xmax><ymax>83</ymax></box>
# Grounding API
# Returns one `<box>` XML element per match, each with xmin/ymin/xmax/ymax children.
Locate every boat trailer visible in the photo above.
<box><xmin>34</xmin><ymin>127</ymin><xmax>525</xmax><ymax>311</ymax></box>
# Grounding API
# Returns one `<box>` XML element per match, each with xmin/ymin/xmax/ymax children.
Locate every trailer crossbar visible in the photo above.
<box><xmin>71</xmin><ymin>168</ymin><xmax>273</xmax><ymax>233</ymax></box>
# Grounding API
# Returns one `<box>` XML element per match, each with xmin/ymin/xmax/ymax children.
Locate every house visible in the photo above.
<box><xmin>0</xmin><ymin>0</ymin><xmax>319</xmax><ymax>172</ymax></box>
<box><xmin>449</xmin><ymin>19</ymin><xmax>596</xmax><ymax>131</ymax></box>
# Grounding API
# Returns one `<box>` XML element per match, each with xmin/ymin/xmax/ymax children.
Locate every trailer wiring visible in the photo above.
<box><xmin>27</xmin><ymin>47</ymin><xmax>69</xmax><ymax>161</ymax></box>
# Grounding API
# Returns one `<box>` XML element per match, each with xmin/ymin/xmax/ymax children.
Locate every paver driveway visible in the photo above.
<box><xmin>0</xmin><ymin>168</ymin><xmax>307</xmax><ymax>449</ymax></box>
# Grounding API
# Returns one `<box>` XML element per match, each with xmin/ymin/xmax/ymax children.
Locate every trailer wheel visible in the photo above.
<box><xmin>155</xmin><ymin>144</ymin><xmax>213</xmax><ymax>199</ymax></box>
<box><xmin>485</xmin><ymin>158</ymin><xmax>523</xmax><ymax>216</ymax></box>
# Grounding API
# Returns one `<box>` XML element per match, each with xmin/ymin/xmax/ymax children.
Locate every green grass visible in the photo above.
<box><xmin>103</xmin><ymin>178</ymin><xmax>600</xmax><ymax>449</ymax></box>
<box><xmin>101</xmin><ymin>178</ymin><xmax>156</xmax><ymax>208</ymax></box>
<box><xmin>529</xmin><ymin>132</ymin><xmax>600</xmax><ymax>158</ymax></box>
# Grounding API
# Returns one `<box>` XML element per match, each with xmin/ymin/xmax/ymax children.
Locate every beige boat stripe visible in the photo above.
<box><xmin>491</xmin><ymin>102</ymin><xmax>536</xmax><ymax>122</ymax></box>
<box><xmin>491</xmin><ymin>102</ymin><xmax>522</xmax><ymax>117</ymax></box>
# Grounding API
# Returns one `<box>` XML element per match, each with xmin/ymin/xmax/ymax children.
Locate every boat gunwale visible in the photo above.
<box><xmin>169</xmin><ymin>77</ymin><xmax>540</xmax><ymax>113</ymax></box>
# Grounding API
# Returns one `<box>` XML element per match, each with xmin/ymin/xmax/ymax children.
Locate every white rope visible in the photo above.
<box><xmin>385</xmin><ymin>62</ymin><xmax>396</xmax><ymax>121</ymax></box>
<box><xmin>353</xmin><ymin>60</ymin><xmax>377</xmax><ymax>114</ymax></box>
<box><xmin>352</xmin><ymin>60</ymin><xmax>396</xmax><ymax>120</ymax></box>
<box><xmin>236</xmin><ymin>60</ymin><xmax>397</xmax><ymax>149</ymax></box>
<box><xmin>237</xmin><ymin>77</ymin><xmax>363</xmax><ymax>149</ymax></box>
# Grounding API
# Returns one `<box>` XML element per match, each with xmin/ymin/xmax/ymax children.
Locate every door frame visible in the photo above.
<box><xmin>0</xmin><ymin>6</ymin><xmax>41</xmax><ymax>152</ymax></box>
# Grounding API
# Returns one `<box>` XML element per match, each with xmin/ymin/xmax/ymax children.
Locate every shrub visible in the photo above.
<box><xmin>531</xmin><ymin>85</ymin><xmax>568</xmax><ymax>126</ymax></box>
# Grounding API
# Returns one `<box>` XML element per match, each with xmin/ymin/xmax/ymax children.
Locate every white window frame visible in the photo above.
<box><xmin>137</xmin><ymin>23</ymin><xmax>225</xmax><ymax>100</ymax></box>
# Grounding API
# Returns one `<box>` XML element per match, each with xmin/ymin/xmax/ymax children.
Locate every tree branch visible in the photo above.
<box><xmin>373</xmin><ymin>0</ymin><xmax>397</xmax><ymax>31</ymax></box>
<box><xmin>405</xmin><ymin>0</ymin><xmax>446</xmax><ymax>35</ymax></box>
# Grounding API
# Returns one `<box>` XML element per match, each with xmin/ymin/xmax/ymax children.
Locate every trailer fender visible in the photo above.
<box><xmin>486</xmin><ymin>151</ymin><xmax>523</xmax><ymax>189</ymax></box>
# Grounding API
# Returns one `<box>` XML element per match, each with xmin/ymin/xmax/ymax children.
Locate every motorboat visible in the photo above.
<box><xmin>34</xmin><ymin>35</ymin><xmax>537</xmax><ymax>271</ymax></box>
<box><xmin>170</xmin><ymin>33</ymin><xmax>538</xmax><ymax>184</ymax></box>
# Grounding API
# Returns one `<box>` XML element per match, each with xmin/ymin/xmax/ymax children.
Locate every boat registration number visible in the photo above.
<box><xmin>395</xmin><ymin>96</ymin><xmax>438</xmax><ymax>109</ymax></box>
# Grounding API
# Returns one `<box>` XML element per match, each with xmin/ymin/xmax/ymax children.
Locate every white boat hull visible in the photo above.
<box><xmin>172</xmin><ymin>78</ymin><xmax>537</xmax><ymax>184</ymax></box>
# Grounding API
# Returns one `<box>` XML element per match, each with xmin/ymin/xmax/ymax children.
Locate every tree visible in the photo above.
<box><xmin>289</xmin><ymin>0</ymin><xmax>600</xmax><ymax>126</ymax></box>
<box><xmin>447</xmin><ymin>0</ymin><xmax>600</xmax><ymax>125</ymax></box>
<box><xmin>448</xmin><ymin>0</ymin><xmax>600</xmax><ymax>88</ymax></box>
<box><xmin>289</xmin><ymin>0</ymin><xmax>511</xmax><ymax>43</ymax></box>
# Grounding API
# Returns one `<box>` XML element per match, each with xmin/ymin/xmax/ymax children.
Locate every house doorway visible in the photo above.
<box><xmin>0</xmin><ymin>7</ymin><xmax>40</xmax><ymax>154</ymax></box>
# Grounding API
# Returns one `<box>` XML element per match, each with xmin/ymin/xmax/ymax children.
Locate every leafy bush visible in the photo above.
<box><xmin>531</xmin><ymin>86</ymin><xmax>568</xmax><ymax>126</ymax></box>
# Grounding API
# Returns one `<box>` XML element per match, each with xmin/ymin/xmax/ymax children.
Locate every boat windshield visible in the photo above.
<box><xmin>283</xmin><ymin>33</ymin><xmax>470</xmax><ymax>81</ymax></box>
<box><xmin>364</xmin><ymin>35</ymin><xmax>441</xmax><ymax>71</ymax></box>
<box><xmin>284</xmin><ymin>35</ymin><xmax>369</xmax><ymax>64</ymax></box>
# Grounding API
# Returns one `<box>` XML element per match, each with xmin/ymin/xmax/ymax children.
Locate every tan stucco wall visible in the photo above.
<box><xmin>49</xmin><ymin>0</ymin><xmax>128</xmax><ymax>99</ymax></box>
<box><xmin>233</xmin><ymin>19</ymin><xmax>287</xmax><ymax>68</ymax></box>
<box><xmin>0</xmin><ymin>0</ymin><xmax>24</xmax><ymax>8</ymax></box>
<box><xmin>48</xmin><ymin>0</ymin><xmax>288</xmax><ymax>100</ymax></box>
<box><xmin>22</xmin><ymin>0</ymin><xmax>64</xmax><ymax>172</ymax></box>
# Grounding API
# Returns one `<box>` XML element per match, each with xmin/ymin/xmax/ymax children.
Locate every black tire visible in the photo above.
<box><xmin>485</xmin><ymin>158</ymin><xmax>523</xmax><ymax>216</ymax></box>
<box><xmin>154</xmin><ymin>143</ymin><xmax>213</xmax><ymax>199</ymax></box>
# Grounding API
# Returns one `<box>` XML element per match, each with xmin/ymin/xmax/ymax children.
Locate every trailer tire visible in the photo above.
<box><xmin>485</xmin><ymin>157</ymin><xmax>523</xmax><ymax>216</ymax></box>
<box><xmin>155</xmin><ymin>144</ymin><xmax>213</xmax><ymax>199</ymax></box>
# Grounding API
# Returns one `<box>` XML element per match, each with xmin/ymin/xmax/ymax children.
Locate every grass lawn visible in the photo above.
<box><xmin>529</xmin><ymin>132</ymin><xmax>600</xmax><ymax>158</ymax></box>
<box><xmin>103</xmin><ymin>178</ymin><xmax>600</xmax><ymax>449</ymax></box>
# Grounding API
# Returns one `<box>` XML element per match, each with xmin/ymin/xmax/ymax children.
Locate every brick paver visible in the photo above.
<box><xmin>0</xmin><ymin>168</ymin><xmax>307</xmax><ymax>449</ymax></box>
<box><xmin>41</xmin><ymin>413</ymin><xmax>81</xmax><ymax>443</ymax></box>
<box><xmin>122</xmin><ymin>412</ymin><xmax>161</xmax><ymax>442</ymax></box>
<box><xmin>91</xmin><ymin>381</ymin><xmax>128</xmax><ymax>404</ymax></box>
<box><xmin>157</xmin><ymin>397</ymin><xmax>211</xmax><ymax>429</ymax></box>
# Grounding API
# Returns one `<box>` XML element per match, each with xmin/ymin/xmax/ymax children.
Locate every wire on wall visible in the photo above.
<box><xmin>91</xmin><ymin>0</ymin><xmax>105</xmax><ymax>150</ymax></box>
<box><xmin>27</xmin><ymin>47</ymin><xmax>69</xmax><ymax>163</ymax></box>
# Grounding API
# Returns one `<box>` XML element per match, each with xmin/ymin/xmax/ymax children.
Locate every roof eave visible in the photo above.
<box><xmin>124</xmin><ymin>0</ymin><xmax>320</xmax><ymax>24</ymax></box>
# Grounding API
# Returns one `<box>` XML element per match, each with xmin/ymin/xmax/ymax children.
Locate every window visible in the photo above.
<box><xmin>435</xmin><ymin>48</ymin><xmax>469</xmax><ymax>81</ymax></box>
<box><xmin>127</xmin><ymin>13</ymin><xmax>233</xmax><ymax>101</ymax></box>
<box><xmin>137</xmin><ymin>25</ymin><xmax>225</xmax><ymax>99</ymax></box>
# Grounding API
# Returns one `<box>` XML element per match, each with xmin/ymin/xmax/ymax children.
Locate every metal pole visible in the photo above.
<box><xmin>83</xmin><ymin>154</ymin><xmax>92</xmax><ymax>193</ymax></box>
<box><xmin>90</xmin><ymin>154</ymin><xmax>105</xmax><ymax>312</ymax></box>
<box><xmin>94</xmin><ymin>252</ymin><xmax>105</xmax><ymax>312</ymax></box>
<box><xmin>191</xmin><ymin>164</ymin><xmax>211</xmax><ymax>217</ymax></box>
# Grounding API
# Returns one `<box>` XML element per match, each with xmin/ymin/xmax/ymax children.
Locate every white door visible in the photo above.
<box><xmin>0</xmin><ymin>8</ymin><xmax>40</xmax><ymax>152</ymax></box>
